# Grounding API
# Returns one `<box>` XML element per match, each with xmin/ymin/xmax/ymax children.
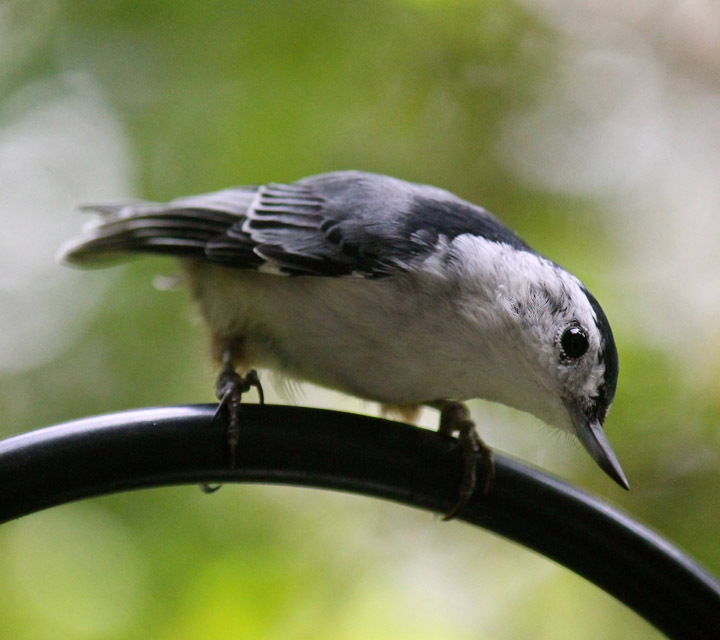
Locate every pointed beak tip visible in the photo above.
<box><xmin>609</xmin><ymin>467</ymin><xmax>630</xmax><ymax>492</ymax></box>
<box><xmin>574</xmin><ymin>417</ymin><xmax>629</xmax><ymax>492</ymax></box>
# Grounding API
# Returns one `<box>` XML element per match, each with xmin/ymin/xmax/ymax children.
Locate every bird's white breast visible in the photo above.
<box><xmin>180</xmin><ymin>234</ymin><xmax>564</xmax><ymax>417</ymax></box>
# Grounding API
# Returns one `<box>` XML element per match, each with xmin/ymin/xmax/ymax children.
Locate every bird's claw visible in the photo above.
<box><xmin>213</xmin><ymin>354</ymin><xmax>264</xmax><ymax>469</ymax></box>
<box><xmin>438</xmin><ymin>401</ymin><xmax>494</xmax><ymax>520</ymax></box>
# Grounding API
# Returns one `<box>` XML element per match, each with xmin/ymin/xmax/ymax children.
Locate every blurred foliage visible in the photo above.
<box><xmin>1</xmin><ymin>0</ymin><xmax>719</xmax><ymax>638</ymax></box>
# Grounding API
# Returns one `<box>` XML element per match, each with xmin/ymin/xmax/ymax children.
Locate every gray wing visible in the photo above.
<box><xmin>61</xmin><ymin>171</ymin><xmax>530</xmax><ymax>277</ymax></box>
<box><xmin>210</xmin><ymin>171</ymin><xmax>531</xmax><ymax>276</ymax></box>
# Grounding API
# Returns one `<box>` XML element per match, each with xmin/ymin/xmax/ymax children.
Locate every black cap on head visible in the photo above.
<box><xmin>582</xmin><ymin>287</ymin><xmax>619</xmax><ymax>424</ymax></box>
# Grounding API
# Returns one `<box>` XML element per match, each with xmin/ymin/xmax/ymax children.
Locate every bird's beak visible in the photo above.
<box><xmin>574</xmin><ymin>415</ymin><xmax>629</xmax><ymax>490</ymax></box>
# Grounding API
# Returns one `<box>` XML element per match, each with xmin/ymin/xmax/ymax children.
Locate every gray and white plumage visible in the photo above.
<box><xmin>60</xmin><ymin>170</ymin><xmax>627</xmax><ymax>489</ymax></box>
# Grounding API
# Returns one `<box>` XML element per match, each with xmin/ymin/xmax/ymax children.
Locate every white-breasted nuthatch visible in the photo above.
<box><xmin>60</xmin><ymin>170</ymin><xmax>628</xmax><ymax>517</ymax></box>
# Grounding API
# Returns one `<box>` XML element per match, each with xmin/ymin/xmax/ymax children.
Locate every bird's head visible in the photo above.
<box><xmin>456</xmin><ymin>240</ymin><xmax>627</xmax><ymax>489</ymax></box>
<box><xmin>504</xmin><ymin>258</ymin><xmax>626</xmax><ymax>489</ymax></box>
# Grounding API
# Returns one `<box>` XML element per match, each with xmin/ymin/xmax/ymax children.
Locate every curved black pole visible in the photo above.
<box><xmin>1</xmin><ymin>404</ymin><xmax>718</xmax><ymax>637</ymax></box>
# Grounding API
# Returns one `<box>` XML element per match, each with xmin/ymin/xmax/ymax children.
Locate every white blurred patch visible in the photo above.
<box><xmin>498</xmin><ymin>39</ymin><xmax>666</xmax><ymax>195</ymax></box>
<box><xmin>0</xmin><ymin>76</ymin><xmax>133</xmax><ymax>372</ymax></box>
<box><xmin>504</xmin><ymin>0</ymin><xmax>720</xmax><ymax>378</ymax></box>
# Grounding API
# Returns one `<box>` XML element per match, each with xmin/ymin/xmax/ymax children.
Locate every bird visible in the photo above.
<box><xmin>59</xmin><ymin>170</ymin><xmax>628</xmax><ymax>518</ymax></box>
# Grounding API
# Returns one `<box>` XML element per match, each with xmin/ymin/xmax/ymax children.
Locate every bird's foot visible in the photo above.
<box><xmin>215</xmin><ymin>362</ymin><xmax>264</xmax><ymax>467</ymax></box>
<box><xmin>201</xmin><ymin>353</ymin><xmax>264</xmax><ymax>494</ymax></box>
<box><xmin>437</xmin><ymin>401</ymin><xmax>494</xmax><ymax>521</ymax></box>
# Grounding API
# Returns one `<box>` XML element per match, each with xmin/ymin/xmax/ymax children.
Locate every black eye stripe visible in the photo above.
<box><xmin>560</xmin><ymin>325</ymin><xmax>589</xmax><ymax>361</ymax></box>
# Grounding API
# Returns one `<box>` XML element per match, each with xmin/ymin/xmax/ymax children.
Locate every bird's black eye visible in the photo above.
<box><xmin>560</xmin><ymin>325</ymin><xmax>589</xmax><ymax>361</ymax></box>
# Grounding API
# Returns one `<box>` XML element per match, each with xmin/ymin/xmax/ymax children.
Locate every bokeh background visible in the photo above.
<box><xmin>1</xmin><ymin>1</ymin><xmax>719</xmax><ymax>637</ymax></box>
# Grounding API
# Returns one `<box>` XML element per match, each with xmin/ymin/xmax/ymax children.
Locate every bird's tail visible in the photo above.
<box><xmin>58</xmin><ymin>188</ymin><xmax>257</xmax><ymax>267</ymax></box>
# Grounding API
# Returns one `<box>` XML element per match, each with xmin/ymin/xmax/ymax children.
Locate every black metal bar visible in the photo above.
<box><xmin>0</xmin><ymin>404</ymin><xmax>718</xmax><ymax>637</ymax></box>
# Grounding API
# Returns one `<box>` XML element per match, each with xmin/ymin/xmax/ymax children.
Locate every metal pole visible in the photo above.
<box><xmin>0</xmin><ymin>404</ymin><xmax>718</xmax><ymax>637</ymax></box>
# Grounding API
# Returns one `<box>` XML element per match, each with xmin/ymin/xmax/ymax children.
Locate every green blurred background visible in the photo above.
<box><xmin>1</xmin><ymin>0</ymin><xmax>719</xmax><ymax>637</ymax></box>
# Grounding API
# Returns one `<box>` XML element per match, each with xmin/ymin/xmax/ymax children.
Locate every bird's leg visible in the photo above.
<box><xmin>201</xmin><ymin>349</ymin><xmax>264</xmax><ymax>494</ymax></box>
<box><xmin>435</xmin><ymin>400</ymin><xmax>495</xmax><ymax>520</ymax></box>
<box><xmin>214</xmin><ymin>348</ymin><xmax>264</xmax><ymax>466</ymax></box>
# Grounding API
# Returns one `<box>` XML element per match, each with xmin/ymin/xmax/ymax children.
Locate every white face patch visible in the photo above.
<box><xmin>446</xmin><ymin>234</ymin><xmax>609</xmax><ymax>432</ymax></box>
